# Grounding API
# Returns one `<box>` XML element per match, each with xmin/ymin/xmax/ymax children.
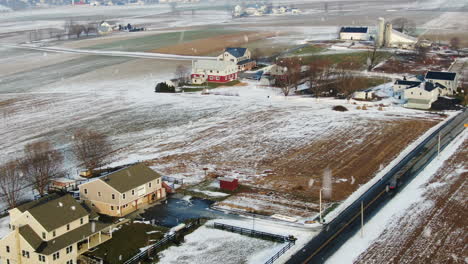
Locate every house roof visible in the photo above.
<box><xmin>218</xmin><ymin>177</ymin><xmax>237</xmax><ymax>182</ymax></box>
<box><xmin>425</xmin><ymin>71</ymin><xmax>457</xmax><ymax>81</ymax></box>
<box><xmin>395</xmin><ymin>80</ymin><xmax>422</xmax><ymax>86</ymax></box>
<box><xmin>340</xmin><ymin>27</ymin><xmax>368</xmax><ymax>33</ymax></box>
<box><xmin>19</xmin><ymin>225</ymin><xmax>43</xmax><ymax>250</ymax></box>
<box><xmin>37</xmin><ymin>222</ymin><xmax>111</xmax><ymax>255</ymax></box>
<box><xmin>225</xmin><ymin>47</ymin><xmax>247</xmax><ymax>58</ymax></box>
<box><xmin>237</xmin><ymin>58</ymin><xmax>254</xmax><ymax>65</ymax></box>
<box><xmin>17</xmin><ymin>194</ymin><xmax>89</xmax><ymax>232</ymax></box>
<box><xmin>194</xmin><ymin>60</ymin><xmax>236</xmax><ymax>71</ymax></box>
<box><xmin>99</xmin><ymin>163</ymin><xmax>161</xmax><ymax>193</ymax></box>
<box><xmin>425</xmin><ymin>82</ymin><xmax>446</xmax><ymax>92</ymax></box>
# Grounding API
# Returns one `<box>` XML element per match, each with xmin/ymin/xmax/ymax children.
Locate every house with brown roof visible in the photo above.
<box><xmin>0</xmin><ymin>194</ymin><xmax>112</xmax><ymax>264</ymax></box>
<box><xmin>78</xmin><ymin>163</ymin><xmax>166</xmax><ymax>217</ymax></box>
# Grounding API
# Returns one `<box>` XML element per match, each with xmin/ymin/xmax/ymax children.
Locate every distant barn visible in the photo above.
<box><xmin>219</xmin><ymin>177</ymin><xmax>239</xmax><ymax>191</ymax></box>
<box><xmin>339</xmin><ymin>27</ymin><xmax>369</xmax><ymax>41</ymax></box>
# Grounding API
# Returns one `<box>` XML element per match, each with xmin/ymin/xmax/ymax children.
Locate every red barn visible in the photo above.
<box><xmin>191</xmin><ymin>60</ymin><xmax>238</xmax><ymax>84</ymax></box>
<box><xmin>219</xmin><ymin>177</ymin><xmax>239</xmax><ymax>191</ymax></box>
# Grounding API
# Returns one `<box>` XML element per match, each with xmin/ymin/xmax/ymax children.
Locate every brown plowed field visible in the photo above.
<box><xmin>150</xmin><ymin>31</ymin><xmax>278</xmax><ymax>56</ymax></box>
<box><xmin>356</xmin><ymin>139</ymin><xmax>467</xmax><ymax>264</ymax></box>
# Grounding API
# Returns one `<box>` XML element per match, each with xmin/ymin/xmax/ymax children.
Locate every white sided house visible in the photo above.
<box><xmin>392</xmin><ymin>79</ymin><xmax>423</xmax><ymax>100</ymax></box>
<box><xmin>425</xmin><ymin>71</ymin><xmax>458</xmax><ymax>95</ymax></box>
<box><xmin>191</xmin><ymin>60</ymin><xmax>238</xmax><ymax>84</ymax></box>
<box><xmin>217</xmin><ymin>47</ymin><xmax>256</xmax><ymax>71</ymax></box>
<box><xmin>339</xmin><ymin>27</ymin><xmax>369</xmax><ymax>41</ymax></box>
<box><xmin>403</xmin><ymin>82</ymin><xmax>446</xmax><ymax>109</ymax></box>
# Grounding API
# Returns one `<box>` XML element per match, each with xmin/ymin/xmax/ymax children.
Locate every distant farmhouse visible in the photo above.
<box><xmin>79</xmin><ymin>163</ymin><xmax>167</xmax><ymax>217</ymax></box>
<box><xmin>339</xmin><ymin>27</ymin><xmax>369</xmax><ymax>41</ymax></box>
<box><xmin>393</xmin><ymin>71</ymin><xmax>458</xmax><ymax>109</ymax></box>
<box><xmin>217</xmin><ymin>47</ymin><xmax>256</xmax><ymax>71</ymax></box>
<box><xmin>0</xmin><ymin>194</ymin><xmax>112</xmax><ymax>264</ymax></box>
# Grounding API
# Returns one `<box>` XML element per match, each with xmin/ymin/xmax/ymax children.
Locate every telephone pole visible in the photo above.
<box><xmin>360</xmin><ymin>201</ymin><xmax>364</xmax><ymax>238</ymax></box>
<box><xmin>319</xmin><ymin>188</ymin><xmax>323</xmax><ymax>223</ymax></box>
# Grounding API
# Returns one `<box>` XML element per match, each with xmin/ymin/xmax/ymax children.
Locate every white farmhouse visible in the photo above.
<box><xmin>217</xmin><ymin>47</ymin><xmax>256</xmax><ymax>71</ymax></box>
<box><xmin>339</xmin><ymin>27</ymin><xmax>369</xmax><ymax>41</ymax></box>
<box><xmin>403</xmin><ymin>82</ymin><xmax>446</xmax><ymax>109</ymax></box>
<box><xmin>425</xmin><ymin>71</ymin><xmax>458</xmax><ymax>95</ymax></box>
<box><xmin>392</xmin><ymin>79</ymin><xmax>422</xmax><ymax>100</ymax></box>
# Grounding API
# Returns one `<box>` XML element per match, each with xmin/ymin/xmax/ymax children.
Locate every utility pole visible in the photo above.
<box><xmin>438</xmin><ymin>132</ymin><xmax>441</xmax><ymax>155</ymax></box>
<box><xmin>319</xmin><ymin>188</ymin><xmax>323</xmax><ymax>223</ymax></box>
<box><xmin>360</xmin><ymin>201</ymin><xmax>364</xmax><ymax>238</ymax></box>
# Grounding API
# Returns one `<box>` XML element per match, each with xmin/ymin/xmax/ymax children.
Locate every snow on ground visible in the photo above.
<box><xmin>326</xmin><ymin>129</ymin><xmax>467</xmax><ymax>264</ymax></box>
<box><xmin>189</xmin><ymin>189</ymin><xmax>229</xmax><ymax>198</ymax></box>
<box><xmin>157</xmin><ymin>219</ymin><xmax>281</xmax><ymax>264</ymax></box>
<box><xmin>0</xmin><ymin>216</ymin><xmax>10</xmax><ymax>239</ymax></box>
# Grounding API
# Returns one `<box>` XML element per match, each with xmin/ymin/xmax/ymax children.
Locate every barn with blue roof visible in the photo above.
<box><xmin>339</xmin><ymin>26</ymin><xmax>369</xmax><ymax>41</ymax></box>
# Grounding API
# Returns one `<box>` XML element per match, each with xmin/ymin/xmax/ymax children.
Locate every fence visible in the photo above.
<box><xmin>213</xmin><ymin>222</ymin><xmax>295</xmax><ymax>264</ymax></box>
<box><xmin>213</xmin><ymin>222</ymin><xmax>291</xmax><ymax>243</ymax></box>
<box><xmin>264</xmin><ymin>241</ymin><xmax>295</xmax><ymax>264</ymax></box>
<box><xmin>123</xmin><ymin>221</ymin><xmax>195</xmax><ymax>264</ymax></box>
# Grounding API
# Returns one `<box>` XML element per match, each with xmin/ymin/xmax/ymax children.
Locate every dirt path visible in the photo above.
<box><xmin>355</xmin><ymin>139</ymin><xmax>467</xmax><ymax>264</ymax></box>
<box><xmin>150</xmin><ymin>31</ymin><xmax>279</xmax><ymax>56</ymax></box>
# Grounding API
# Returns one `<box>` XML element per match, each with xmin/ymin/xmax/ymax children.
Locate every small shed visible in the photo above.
<box><xmin>51</xmin><ymin>178</ymin><xmax>78</xmax><ymax>191</ymax></box>
<box><xmin>219</xmin><ymin>177</ymin><xmax>239</xmax><ymax>191</ymax></box>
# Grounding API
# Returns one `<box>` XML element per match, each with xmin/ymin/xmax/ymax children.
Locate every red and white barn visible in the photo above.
<box><xmin>191</xmin><ymin>60</ymin><xmax>238</xmax><ymax>84</ymax></box>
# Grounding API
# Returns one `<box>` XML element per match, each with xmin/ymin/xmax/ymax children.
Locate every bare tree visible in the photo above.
<box><xmin>0</xmin><ymin>160</ymin><xmax>24</xmax><ymax>209</ymax></box>
<box><xmin>308</xmin><ymin>58</ymin><xmax>333</xmax><ymax>98</ymax></box>
<box><xmin>276</xmin><ymin>57</ymin><xmax>302</xmax><ymax>96</ymax></box>
<box><xmin>450</xmin><ymin>37</ymin><xmax>460</xmax><ymax>55</ymax></box>
<box><xmin>391</xmin><ymin>17</ymin><xmax>416</xmax><ymax>35</ymax></box>
<box><xmin>83</xmin><ymin>23</ymin><xmax>97</xmax><ymax>37</ymax></box>
<box><xmin>174</xmin><ymin>64</ymin><xmax>191</xmax><ymax>84</ymax></box>
<box><xmin>21</xmin><ymin>141</ymin><xmax>63</xmax><ymax>196</ymax></box>
<box><xmin>72</xmin><ymin>129</ymin><xmax>112</xmax><ymax>176</ymax></box>
<box><xmin>416</xmin><ymin>45</ymin><xmax>430</xmax><ymax>62</ymax></box>
<box><xmin>367</xmin><ymin>43</ymin><xmax>384</xmax><ymax>72</ymax></box>
<box><xmin>251</xmin><ymin>48</ymin><xmax>263</xmax><ymax>62</ymax></box>
<box><xmin>335</xmin><ymin>61</ymin><xmax>356</xmax><ymax>97</ymax></box>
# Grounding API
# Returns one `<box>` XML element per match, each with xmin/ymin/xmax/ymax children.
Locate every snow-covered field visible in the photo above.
<box><xmin>158</xmin><ymin>218</ymin><xmax>318</xmax><ymax>264</ymax></box>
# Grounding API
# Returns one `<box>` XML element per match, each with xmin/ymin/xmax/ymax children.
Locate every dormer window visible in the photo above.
<box><xmin>53</xmin><ymin>231</ymin><xmax>56</xmax><ymax>237</ymax></box>
<box><xmin>112</xmin><ymin>194</ymin><xmax>115</xmax><ymax>199</ymax></box>
<box><xmin>42</xmin><ymin>232</ymin><xmax>46</xmax><ymax>239</ymax></box>
<box><xmin>66</xmin><ymin>224</ymin><xmax>70</xmax><ymax>231</ymax></box>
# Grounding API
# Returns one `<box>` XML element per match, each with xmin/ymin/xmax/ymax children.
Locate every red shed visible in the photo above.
<box><xmin>219</xmin><ymin>177</ymin><xmax>239</xmax><ymax>191</ymax></box>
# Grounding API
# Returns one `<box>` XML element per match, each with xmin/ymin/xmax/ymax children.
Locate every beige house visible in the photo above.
<box><xmin>217</xmin><ymin>47</ymin><xmax>256</xmax><ymax>71</ymax></box>
<box><xmin>0</xmin><ymin>194</ymin><xmax>112</xmax><ymax>264</ymax></box>
<box><xmin>78</xmin><ymin>163</ymin><xmax>166</xmax><ymax>217</ymax></box>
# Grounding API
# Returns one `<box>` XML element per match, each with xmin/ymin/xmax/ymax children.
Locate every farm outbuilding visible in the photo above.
<box><xmin>339</xmin><ymin>27</ymin><xmax>369</xmax><ymax>41</ymax></box>
<box><xmin>219</xmin><ymin>177</ymin><xmax>239</xmax><ymax>191</ymax></box>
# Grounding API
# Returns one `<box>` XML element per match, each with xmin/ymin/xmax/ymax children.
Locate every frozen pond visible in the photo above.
<box><xmin>140</xmin><ymin>194</ymin><xmax>238</xmax><ymax>227</ymax></box>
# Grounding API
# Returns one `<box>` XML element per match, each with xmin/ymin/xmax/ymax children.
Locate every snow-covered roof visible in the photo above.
<box><xmin>193</xmin><ymin>60</ymin><xmax>235</xmax><ymax>71</ymax></box>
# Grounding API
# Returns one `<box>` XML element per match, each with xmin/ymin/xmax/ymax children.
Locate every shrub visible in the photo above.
<box><xmin>155</xmin><ymin>82</ymin><xmax>176</xmax><ymax>93</ymax></box>
<box><xmin>332</xmin><ymin>105</ymin><xmax>348</xmax><ymax>112</ymax></box>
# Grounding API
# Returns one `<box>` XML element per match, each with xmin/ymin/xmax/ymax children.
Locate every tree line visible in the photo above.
<box><xmin>0</xmin><ymin>128</ymin><xmax>112</xmax><ymax>209</ymax></box>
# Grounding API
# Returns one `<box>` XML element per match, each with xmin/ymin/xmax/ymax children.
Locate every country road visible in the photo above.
<box><xmin>3</xmin><ymin>44</ymin><xmax>218</xmax><ymax>61</ymax></box>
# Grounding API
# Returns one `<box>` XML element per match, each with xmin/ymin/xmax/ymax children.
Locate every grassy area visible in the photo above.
<box><xmin>90</xmin><ymin>222</ymin><xmax>168</xmax><ymax>263</ymax></box>
<box><xmin>292</xmin><ymin>45</ymin><xmax>325</xmax><ymax>55</ymax></box>
<box><xmin>85</xmin><ymin>29</ymin><xmax>235</xmax><ymax>52</ymax></box>
<box><xmin>300</xmin><ymin>51</ymin><xmax>392</xmax><ymax>70</ymax></box>
<box><xmin>182</xmin><ymin>80</ymin><xmax>241</xmax><ymax>92</ymax></box>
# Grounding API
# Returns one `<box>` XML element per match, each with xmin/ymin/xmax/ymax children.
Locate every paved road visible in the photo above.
<box><xmin>286</xmin><ymin>109</ymin><xmax>467</xmax><ymax>264</ymax></box>
<box><xmin>3</xmin><ymin>44</ymin><xmax>218</xmax><ymax>61</ymax></box>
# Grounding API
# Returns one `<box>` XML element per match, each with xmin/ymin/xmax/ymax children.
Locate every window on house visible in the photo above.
<box><xmin>6</xmin><ymin>246</ymin><xmax>9</xmax><ymax>253</ymax></box>
<box><xmin>38</xmin><ymin>255</ymin><xmax>46</xmax><ymax>262</ymax></box>
<box><xmin>42</xmin><ymin>232</ymin><xmax>46</xmax><ymax>239</ymax></box>
<box><xmin>66</xmin><ymin>224</ymin><xmax>70</xmax><ymax>231</ymax></box>
<box><xmin>6</xmin><ymin>259</ymin><xmax>10</xmax><ymax>264</ymax></box>
<box><xmin>22</xmin><ymin>250</ymin><xmax>30</xmax><ymax>258</ymax></box>
<box><xmin>66</xmin><ymin>245</ymin><xmax>73</xmax><ymax>254</ymax></box>
<box><xmin>112</xmin><ymin>194</ymin><xmax>115</xmax><ymax>199</ymax></box>
<box><xmin>420</xmin><ymin>93</ymin><xmax>422</xmax><ymax>95</ymax></box>
<box><xmin>84</xmin><ymin>189</ymin><xmax>88</xmax><ymax>194</ymax></box>
<box><xmin>209</xmin><ymin>76</ymin><xmax>213</xmax><ymax>80</ymax></box>
<box><xmin>53</xmin><ymin>231</ymin><xmax>56</xmax><ymax>237</ymax></box>
<box><xmin>53</xmin><ymin>252</ymin><xmax>60</xmax><ymax>260</ymax></box>
<box><xmin>67</xmin><ymin>260</ymin><xmax>74</xmax><ymax>264</ymax></box>
<box><xmin>111</xmin><ymin>206</ymin><xmax>114</xmax><ymax>210</ymax></box>
<box><xmin>132</xmin><ymin>190</ymin><xmax>135</xmax><ymax>195</ymax></box>
<box><xmin>123</xmin><ymin>194</ymin><xmax>126</xmax><ymax>199</ymax></box>
<box><xmin>80</xmin><ymin>218</ymin><xmax>84</xmax><ymax>225</ymax></box>
<box><xmin>149</xmin><ymin>182</ymin><xmax>152</xmax><ymax>188</ymax></box>
<box><xmin>98</xmin><ymin>192</ymin><xmax>101</xmax><ymax>197</ymax></box>
<box><xmin>216</xmin><ymin>77</ymin><xmax>220</xmax><ymax>80</ymax></box>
